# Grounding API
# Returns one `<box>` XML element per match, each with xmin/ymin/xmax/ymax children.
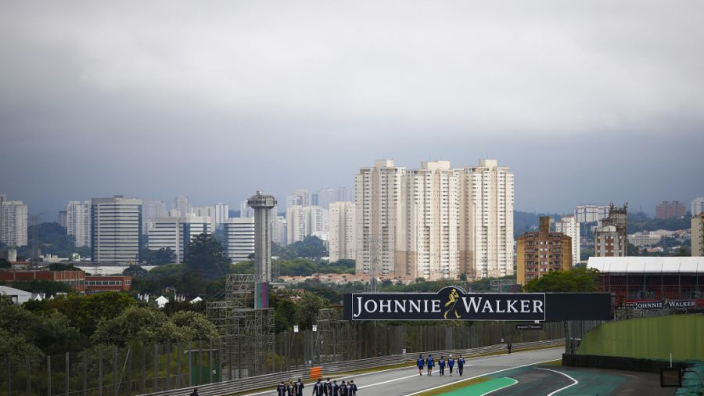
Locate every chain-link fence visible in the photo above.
<box><xmin>1</xmin><ymin>321</ymin><xmax>570</xmax><ymax>396</ymax></box>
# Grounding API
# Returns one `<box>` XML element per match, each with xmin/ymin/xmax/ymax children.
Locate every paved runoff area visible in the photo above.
<box><xmin>249</xmin><ymin>348</ymin><xmax>674</xmax><ymax>396</ymax></box>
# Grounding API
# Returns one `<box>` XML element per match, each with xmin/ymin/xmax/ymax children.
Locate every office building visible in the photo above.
<box><xmin>0</xmin><ymin>200</ymin><xmax>28</xmax><ymax>247</ymax></box>
<box><xmin>147</xmin><ymin>216</ymin><xmax>211</xmax><ymax>263</ymax></box>
<box><xmin>223</xmin><ymin>218</ymin><xmax>255</xmax><ymax>264</ymax></box>
<box><xmin>247</xmin><ymin>191</ymin><xmax>277</xmax><ymax>282</ymax></box>
<box><xmin>692</xmin><ymin>197</ymin><xmax>704</xmax><ymax>217</ymax></box>
<box><xmin>329</xmin><ymin>201</ymin><xmax>356</xmax><ymax>263</ymax></box>
<box><xmin>594</xmin><ymin>203</ymin><xmax>628</xmax><ymax>257</ymax></box>
<box><xmin>574</xmin><ymin>205</ymin><xmax>610</xmax><ymax>224</ymax></box>
<box><xmin>142</xmin><ymin>200</ymin><xmax>168</xmax><ymax>235</ymax></box>
<box><xmin>91</xmin><ymin>196</ymin><xmax>142</xmax><ymax>264</ymax></box>
<box><xmin>193</xmin><ymin>205</ymin><xmax>217</xmax><ymax>231</ymax></box>
<box><xmin>656</xmin><ymin>201</ymin><xmax>686</xmax><ymax>219</ymax></box>
<box><xmin>174</xmin><ymin>195</ymin><xmax>191</xmax><ymax>217</ymax></box>
<box><xmin>555</xmin><ymin>215</ymin><xmax>580</xmax><ymax>264</ymax></box>
<box><xmin>517</xmin><ymin>217</ymin><xmax>572</xmax><ymax>285</ymax></box>
<box><xmin>67</xmin><ymin>201</ymin><xmax>91</xmax><ymax>248</ymax></box>
<box><xmin>693</xmin><ymin>214</ymin><xmax>704</xmax><ymax>257</ymax></box>
<box><xmin>627</xmin><ymin>231</ymin><xmax>663</xmax><ymax>247</ymax></box>
<box><xmin>313</xmin><ymin>187</ymin><xmax>353</xmax><ymax>210</ymax></box>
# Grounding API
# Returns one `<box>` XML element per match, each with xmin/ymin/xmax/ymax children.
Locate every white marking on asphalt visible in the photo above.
<box><xmin>403</xmin><ymin>358</ymin><xmax>559</xmax><ymax>396</ymax></box>
<box><xmin>537</xmin><ymin>368</ymin><xmax>579</xmax><ymax>396</ymax></box>
<box><xmin>481</xmin><ymin>378</ymin><xmax>518</xmax><ymax>396</ymax></box>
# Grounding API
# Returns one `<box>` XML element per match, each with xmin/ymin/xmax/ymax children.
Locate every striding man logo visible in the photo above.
<box><xmin>443</xmin><ymin>288</ymin><xmax>461</xmax><ymax>319</ymax></box>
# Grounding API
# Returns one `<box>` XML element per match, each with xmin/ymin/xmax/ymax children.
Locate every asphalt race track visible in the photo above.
<box><xmin>250</xmin><ymin>347</ymin><xmax>564</xmax><ymax>396</ymax></box>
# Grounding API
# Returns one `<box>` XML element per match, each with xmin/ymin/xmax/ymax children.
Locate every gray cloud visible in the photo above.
<box><xmin>1</xmin><ymin>0</ymin><xmax>703</xmax><ymax>215</ymax></box>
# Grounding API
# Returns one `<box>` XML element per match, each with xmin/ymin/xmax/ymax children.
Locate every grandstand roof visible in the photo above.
<box><xmin>587</xmin><ymin>257</ymin><xmax>704</xmax><ymax>274</ymax></box>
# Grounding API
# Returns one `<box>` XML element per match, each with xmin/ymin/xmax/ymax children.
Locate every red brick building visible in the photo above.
<box><xmin>85</xmin><ymin>275</ymin><xmax>133</xmax><ymax>294</ymax></box>
<box><xmin>0</xmin><ymin>269</ymin><xmax>85</xmax><ymax>292</ymax></box>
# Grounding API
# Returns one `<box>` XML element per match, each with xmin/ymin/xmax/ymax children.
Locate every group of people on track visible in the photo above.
<box><xmin>416</xmin><ymin>354</ymin><xmax>465</xmax><ymax>377</ymax></box>
<box><xmin>276</xmin><ymin>378</ymin><xmax>358</xmax><ymax>396</ymax></box>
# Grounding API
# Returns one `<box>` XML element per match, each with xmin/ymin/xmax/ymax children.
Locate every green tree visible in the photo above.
<box><xmin>11</xmin><ymin>280</ymin><xmax>73</xmax><ymax>297</ymax></box>
<box><xmin>184</xmin><ymin>234</ymin><xmax>231</xmax><ymax>280</ymax></box>
<box><xmin>522</xmin><ymin>267</ymin><xmax>600</xmax><ymax>292</ymax></box>
<box><xmin>123</xmin><ymin>264</ymin><xmax>148</xmax><ymax>277</ymax></box>
<box><xmin>0</xmin><ymin>257</ymin><xmax>10</xmax><ymax>268</ymax></box>
<box><xmin>171</xmin><ymin>311</ymin><xmax>219</xmax><ymax>341</ymax></box>
<box><xmin>294</xmin><ymin>293</ymin><xmax>327</xmax><ymax>330</ymax></box>
<box><xmin>56</xmin><ymin>292</ymin><xmax>136</xmax><ymax>336</ymax></box>
<box><xmin>141</xmin><ymin>247</ymin><xmax>178</xmax><ymax>265</ymax></box>
<box><xmin>91</xmin><ymin>306</ymin><xmax>184</xmax><ymax>346</ymax></box>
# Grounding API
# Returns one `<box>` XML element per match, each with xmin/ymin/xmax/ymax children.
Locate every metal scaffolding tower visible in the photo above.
<box><xmin>207</xmin><ymin>274</ymin><xmax>275</xmax><ymax>379</ymax></box>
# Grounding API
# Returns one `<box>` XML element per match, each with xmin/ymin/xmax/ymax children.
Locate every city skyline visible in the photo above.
<box><xmin>1</xmin><ymin>1</ymin><xmax>703</xmax><ymax>217</ymax></box>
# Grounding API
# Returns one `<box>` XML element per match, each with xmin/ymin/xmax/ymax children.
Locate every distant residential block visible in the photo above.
<box><xmin>693</xmin><ymin>214</ymin><xmax>704</xmax><ymax>257</ymax></box>
<box><xmin>517</xmin><ymin>216</ymin><xmax>572</xmax><ymax>285</ymax></box>
<box><xmin>656</xmin><ymin>200</ymin><xmax>686</xmax><ymax>219</ymax></box>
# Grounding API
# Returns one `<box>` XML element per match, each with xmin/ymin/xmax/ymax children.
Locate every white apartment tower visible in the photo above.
<box><xmin>692</xmin><ymin>197</ymin><xmax>704</xmax><ymax>217</ymax></box>
<box><xmin>147</xmin><ymin>216</ymin><xmax>211</xmax><ymax>263</ymax></box>
<box><xmin>240</xmin><ymin>200</ymin><xmax>255</xmax><ymax>218</ymax></box>
<box><xmin>223</xmin><ymin>218</ymin><xmax>255</xmax><ymax>264</ymax></box>
<box><xmin>214</xmin><ymin>203</ymin><xmax>230</xmax><ymax>224</ymax></box>
<box><xmin>459</xmin><ymin>159</ymin><xmax>514</xmax><ymax>280</ymax></box>
<box><xmin>555</xmin><ymin>215</ymin><xmax>581</xmax><ymax>264</ymax></box>
<box><xmin>401</xmin><ymin>161</ymin><xmax>462</xmax><ymax>280</ymax></box>
<box><xmin>91</xmin><ymin>196</ymin><xmax>142</xmax><ymax>264</ymax></box>
<box><xmin>329</xmin><ymin>201</ymin><xmax>356</xmax><ymax>263</ymax></box>
<box><xmin>355</xmin><ymin>160</ymin><xmax>406</xmax><ymax>276</ymax></box>
<box><xmin>174</xmin><ymin>195</ymin><xmax>191</xmax><ymax>217</ymax></box>
<box><xmin>67</xmin><ymin>201</ymin><xmax>91</xmax><ymax>248</ymax></box>
<box><xmin>286</xmin><ymin>205</ymin><xmax>327</xmax><ymax>244</ymax></box>
<box><xmin>0</xmin><ymin>200</ymin><xmax>28</xmax><ymax>247</ymax></box>
<box><xmin>574</xmin><ymin>205</ymin><xmax>610</xmax><ymax>223</ymax></box>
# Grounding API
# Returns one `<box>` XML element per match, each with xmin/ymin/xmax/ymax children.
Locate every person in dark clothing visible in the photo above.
<box><xmin>287</xmin><ymin>381</ymin><xmax>295</xmax><ymax>396</ymax></box>
<box><xmin>507</xmin><ymin>342</ymin><xmax>512</xmax><ymax>354</ymax></box>
<box><xmin>426</xmin><ymin>354</ymin><xmax>434</xmax><ymax>376</ymax></box>
<box><xmin>417</xmin><ymin>354</ymin><xmax>425</xmax><ymax>376</ymax></box>
<box><xmin>276</xmin><ymin>382</ymin><xmax>287</xmax><ymax>396</ymax></box>
<box><xmin>438</xmin><ymin>356</ymin><xmax>446</xmax><ymax>376</ymax></box>
<box><xmin>324</xmin><ymin>378</ymin><xmax>332</xmax><ymax>396</ymax></box>
<box><xmin>312</xmin><ymin>379</ymin><xmax>324</xmax><ymax>396</ymax></box>
<box><xmin>295</xmin><ymin>378</ymin><xmax>305</xmax><ymax>396</ymax></box>
<box><xmin>339</xmin><ymin>381</ymin><xmax>347</xmax><ymax>396</ymax></box>
<box><xmin>332</xmin><ymin>380</ymin><xmax>339</xmax><ymax>396</ymax></box>
<box><xmin>189</xmin><ymin>389</ymin><xmax>198</xmax><ymax>396</ymax></box>
<box><xmin>349</xmin><ymin>380</ymin><xmax>357</xmax><ymax>396</ymax></box>
<box><xmin>448</xmin><ymin>355</ymin><xmax>455</xmax><ymax>376</ymax></box>
<box><xmin>457</xmin><ymin>355</ymin><xmax>465</xmax><ymax>376</ymax></box>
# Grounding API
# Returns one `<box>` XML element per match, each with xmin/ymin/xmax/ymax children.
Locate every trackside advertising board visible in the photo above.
<box><xmin>343</xmin><ymin>287</ymin><xmax>612</xmax><ymax>321</ymax></box>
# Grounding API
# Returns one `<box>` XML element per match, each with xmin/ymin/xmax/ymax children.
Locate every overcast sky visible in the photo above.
<box><xmin>1</xmin><ymin>0</ymin><xmax>703</xmax><ymax>217</ymax></box>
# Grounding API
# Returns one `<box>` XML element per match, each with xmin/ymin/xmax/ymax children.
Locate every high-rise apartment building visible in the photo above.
<box><xmin>555</xmin><ymin>215</ymin><xmax>580</xmax><ymax>264</ymax></box>
<box><xmin>355</xmin><ymin>160</ymin><xmax>406</xmax><ymax>277</ymax></box>
<box><xmin>355</xmin><ymin>159</ymin><xmax>514</xmax><ymax>281</ymax></box>
<box><xmin>142</xmin><ymin>200</ymin><xmax>168</xmax><ymax>235</ymax></box>
<box><xmin>286</xmin><ymin>205</ymin><xmax>328</xmax><ymax>244</ymax></box>
<box><xmin>594</xmin><ymin>203</ymin><xmax>628</xmax><ymax>257</ymax></box>
<box><xmin>271</xmin><ymin>215</ymin><xmax>287</xmax><ymax>246</ymax></box>
<box><xmin>67</xmin><ymin>201</ymin><xmax>91</xmax><ymax>248</ymax></box>
<box><xmin>656</xmin><ymin>201</ymin><xmax>686</xmax><ymax>219</ymax></box>
<box><xmin>691</xmin><ymin>197</ymin><xmax>704</xmax><ymax>217</ymax></box>
<box><xmin>91</xmin><ymin>196</ymin><xmax>142</xmax><ymax>264</ymax></box>
<box><xmin>0</xmin><ymin>201</ymin><xmax>28</xmax><ymax>247</ymax></box>
<box><xmin>193</xmin><ymin>205</ymin><xmax>217</xmax><ymax>232</ymax></box>
<box><xmin>517</xmin><ymin>217</ymin><xmax>572</xmax><ymax>285</ymax></box>
<box><xmin>147</xmin><ymin>216</ymin><xmax>210</xmax><ymax>263</ymax></box>
<box><xmin>401</xmin><ymin>161</ymin><xmax>462</xmax><ymax>280</ymax></box>
<box><xmin>692</xmin><ymin>214</ymin><xmax>704</xmax><ymax>257</ymax></box>
<box><xmin>239</xmin><ymin>200</ymin><xmax>255</xmax><ymax>218</ymax></box>
<box><xmin>174</xmin><ymin>195</ymin><xmax>191</xmax><ymax>217</ymax></box>
<box><xmin>58</xmin><ymin>211</ymin><xmax>67</xmax><ymax>229</ymax></box>
<box><xmin>329</xmin><ymin>201</ymin><xmax>356</xmax><ymax>263</ymax></box>
<box><xmin>313</xmin><ymin>188</ymin><xmax>353</xmax><ymax>210</ymax></box>
<box><xmin>574</xmin><ymin>205</ymin><xmax>610</xmax><ymax>223</ymax></box>
<box><xmin>286</xmin><ymin>189</ymin><xmax>310</xmax><ymax>209</ymax></box>
<box><xmin>214</xmin><ymin>203</ymin><xmax>229</xmax><ymax>225</ymax></box>
<box><xmin>459</xmin><ymin>159</ymin><xmax>515</xmax><ymax>280</ymax></box>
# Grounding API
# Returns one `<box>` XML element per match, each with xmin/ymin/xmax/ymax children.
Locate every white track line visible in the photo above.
<box><xmin>537</xmin><ymin>368</ymin><xmax>579</xmax><ymax>396</ymax></box>
<box><xmin>481</xmin><ymin>378</ymin><xmax>518</xmax><ymax>395</ymax></box>
<box><xmin>404</xmin><ymin>358</ymin><xmax>559</xmax><ymax>396</ymax></box>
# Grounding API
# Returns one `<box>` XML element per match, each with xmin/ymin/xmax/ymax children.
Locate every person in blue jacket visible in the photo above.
<box><xmin>448</xmin><ymin>355</ymin><xmax>455</xmax><ymax>376</ymax></box>
<box><xmin>426</xmin><ymin>354</ymin><xmax>435</xmax><ymax>376</ymax></box>
<box><xmin>457</xmin><ymin>355</ymin><xmax>465</xmax><ymax>376</ymax></box>
<box><xmin>438</xmin><ymin>355</ymin><xmax>446</xmax><ymax>376</ymax></box>
<box><xmin>417</xmin><ymin>354</ymin><xmax>425</xmax><ymax>376</ymax></box>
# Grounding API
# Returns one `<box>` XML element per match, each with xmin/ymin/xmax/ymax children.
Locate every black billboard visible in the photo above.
<box><xmin>343</xmin><ymin>287</ymin><xmax>612</xmax><ymax>321</ymax></box>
